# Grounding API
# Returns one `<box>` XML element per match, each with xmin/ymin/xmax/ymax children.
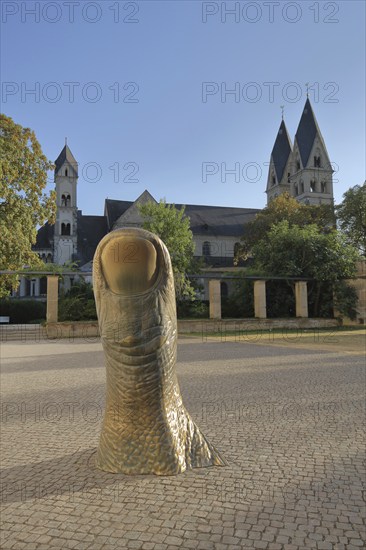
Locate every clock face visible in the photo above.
<box><xmin>101</xmin><ymin>236</ymin><xmax>158</xmax><ymax>294</ymax></box>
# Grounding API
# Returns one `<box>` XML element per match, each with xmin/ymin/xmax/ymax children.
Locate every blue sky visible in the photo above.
<box><xmin>1</xmin><ymin>0</ymin><xmax>365</xmax><ymax>214</ymax></box>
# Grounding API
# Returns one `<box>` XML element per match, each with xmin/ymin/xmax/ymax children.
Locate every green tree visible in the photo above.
<box><xmin>336</xmin><ymin>182</ymin><xmax>366</xmax><ymax>257</ymax></box>
<box><xmin>138</xmin><ymin>199</ymin><xmax>196</xmax><ymax>299</ymax></box>
<box><xmin>0</xmin><ymin>115</ymin><xmax>56</xmax><ymax>297</ymax></box>
<box><xmin>253</xmin><ymin>220</ymin><xmax>359</xmax><ymax>318</ymax></box>
<box><xmin>236</xmin><ymin>193</ymin><xmax>335</xmax><ymax>263</ymax></box>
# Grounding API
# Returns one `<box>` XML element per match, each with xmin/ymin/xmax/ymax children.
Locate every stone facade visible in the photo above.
<box><xmin>266</xmin><ymin>98</ymin><xmax>334</xmax><ymax>206</ymax></box>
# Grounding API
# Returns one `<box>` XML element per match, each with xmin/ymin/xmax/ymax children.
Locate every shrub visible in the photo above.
<box><xmin>58</xmin><ymin>281</ymin><xmax>97</xmax><ymax>321</ymax></box>
<box><xmin>176</xmin><ymin>300</ymin><xmax>209</xmax><ymax>319</ymax></box>
<box><xmin>221</xmin><ymin>275</ymin><xmax>254</xmax><ymax>319</ymax></box>
<box><xmin>0</xmin><ymin>299</ymin><xmax>46</xmax><ymax>324</ymax></box>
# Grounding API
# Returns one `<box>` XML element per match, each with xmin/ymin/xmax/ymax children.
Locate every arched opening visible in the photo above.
<box><xmin>310</xmin><ymin>180</ymin><xmax>317</xmax><ymax>193</ymax></box>
<box><xmin>313</xmin><ymin>155</ymin><xmax>321</xmax><ymax>168</ymax></box>
<box><xmin>61</xmin><ymin>193</ymin><xmax>71</xmax><ymax>207</ymax></box>
<box><xmin>65</xmin><ymin>169</ymin><xmax>68</xmax><ymax>177</ymax></box>
<box><xmin>61</xmin><ymin>222</ymin><xmax>71</xmax><ymax>236</ymax></box>
<box><xmin>321</xmin><ymin>181</ymin><xmax>327</xmax><ymax>193</ymax></box>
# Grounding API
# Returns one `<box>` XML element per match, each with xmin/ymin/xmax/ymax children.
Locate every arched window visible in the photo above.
<box><xmin>65</xmin><ymin>169</ymin><xmax>68</xmax><ymax>177</ymax></box>
<box><xmin>310</xmin><ymin>180</ymin><xmax>317</xmax><ymax>193</ymax></box>
<box><xmin>271</xmin><ymin>172</ymin><xmax>276</xmax><ymax>186</ymax></box>
<box><xmin>294</xmin><ymin>185</ymin><xmax>298</xmax><ymax>196</ymax></box>
<box><xmin>221</xmin><ymin>281</ymin><xmax>228</xmax><ymax>298</ymax></box>
<box><xmin>313</xmin><ymin>155</ymin><xmax>321</xmax><ymax>168</ymax></box>
<box><xmin>61</xmin><ymin>193</ymin><xmax>71</xmax><ymax>206</ymax></box>
<box><xmin>202</xmin><ymin>241</ymin><xmax>211</xmax><ymax>256</ymax></box>
<box><xmin>321</xmin><ymin>181</ymin><xmax>327</xmax><ymax>193</ymax></box>
<box><xmin>296</xmin><ymin>158</ymin><xmax>301</xmax><ymax>171</ymax></box>
<box><xmin>300</xmin><ymin>181</ymin><xmax>304</xmax><ymax>194</ymax></box>
<box><xmin>46</xmin><ymin>253</ymin><xmax>52</xmax><ymax>263</ymax></box>
<box><xmin>61</xmin><ymin>222</ymin><xmax>71</xmax><ymax>236</ymax></box>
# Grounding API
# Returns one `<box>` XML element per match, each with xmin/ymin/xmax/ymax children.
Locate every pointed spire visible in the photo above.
<box><xmin>270</xmin><ymin>118</ymin><xmax>293</xmax><ymax>183</ymax></box>
<box><xmin>55</xmin><ymin>143</ymin><xmax>78</xmax><ymax>176</ymax></box>
<box><xmin>295</xmin><ymin>97</ymin><xmax>328</xmax><ymax>168</ymax></box>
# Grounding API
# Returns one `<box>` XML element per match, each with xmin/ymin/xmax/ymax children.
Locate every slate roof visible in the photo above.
<box><xmin>54</xmin><ymin>145</ymin><xmax>78</xmax><ymax>175</ymax></box>
<box><xmin>34</xmin><ymin>222</ymin><xmax>54</xmax><ymax>249</ymax></box>
<box><xmin>271</xmin><ymin>120</ymin><xmax>292</xmax><ymax>183</ymax></box>
<box><xmin>75</xmin><ymin>213</ymin><xmax>108</xmax><ymax>265</ymax></box>
<box><xmin>105</xmin><ymin>198</ymin><xmax>260</xmax><ymax>237</ymax></box>
<box><xmin>33</xmin><ymin>213</ymin><xmax>108</xmax><ymax>265</ymax></box>
<box><xmin>104</xmin><ymin>199</ymin><xmax>134</xmax><ymax>229</ymax></box>
<box><xmin>35</xmin><ymin>197</ymin><xmax>260</xmax><ymax>266</ymax></box>
<box><xmin>176</xmin><ymin>204</ymin><xmax>260</xmax><ymax>237</ymax></box>
<box><xmin>295</xmin><ymin>98</ymin><xmax>327</xmax><ymax>168</ymax></box>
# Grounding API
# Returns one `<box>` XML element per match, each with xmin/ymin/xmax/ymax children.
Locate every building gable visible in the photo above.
<box><xmin>113</xmin><ymin>190</ymin><xmax>157</xmax><ymax>229</ymax></box>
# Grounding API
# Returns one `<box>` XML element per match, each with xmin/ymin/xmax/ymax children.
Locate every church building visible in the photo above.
<box><xmin>266</xmin><ymin>97</ymin><xmax>334</xmax><ymax>205</ymax></box>
<box><xmin>15</xmin><ymin>98</ymin><xmax>334</xmax><ymax>298</ymax></box>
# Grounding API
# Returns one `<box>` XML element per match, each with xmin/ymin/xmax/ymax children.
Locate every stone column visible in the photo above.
<box><xmin>209</xmin><ymin>280</ymin><xmax>221</xmax><ymax>319</ymax></box>
<box><xmin>19</xmin><ymin>277</ymin><xmax>26</xmax><ymax>297</ymax></box>
<box><xmin>254</xmin><ymin>280</ymin><xmax>267</xmax><ymax>318</ymax></box>
<box><xmin>47</xmin><ymin>275</ymin><xmax>59</xmax><ymax>323</ymax></box>
<box><xmin>295</xmin><ymin>281</ymin><xmax>308</xmax><ymax>318</ymax></box>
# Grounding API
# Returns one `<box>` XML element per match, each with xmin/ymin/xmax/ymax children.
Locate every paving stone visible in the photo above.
<box><xmin>0</xmin><ymin>338</ymin><xmax>364</xmax><ymax>550</ymax></box>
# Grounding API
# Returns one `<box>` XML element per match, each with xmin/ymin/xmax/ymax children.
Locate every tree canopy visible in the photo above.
<box><xmin>252</xmin><ymin>220</ymin><xmax>359</xmax><ymax>318</ymax></box>
<box><xmin>236</xmin><ymin>193</ymin><xmax>335</xmax><ymax>263</ymax></box>
<box><xmin>336</xmin><ymin>182</ymin><xmax>366</xmax><ymax>257</ymax></box>
<box><xmin>138</xmin><ymin>199</ymin><xmax>197</xmax><ymax>299</ymax></box>
<box><xmin>0</xmin><ymin>115</ymin><xmax>56</xmax><ymax>297</ymax></box>
<box><xmin>253</xmin><ymin>220</ymin><xmax>359</xmax><ymax>281</ymax></box>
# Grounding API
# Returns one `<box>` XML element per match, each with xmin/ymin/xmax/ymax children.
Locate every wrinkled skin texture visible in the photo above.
<box><xmin>93</xmin><ymin>228</ymin><xmax>226</xmax><ymax>475</ymax></box>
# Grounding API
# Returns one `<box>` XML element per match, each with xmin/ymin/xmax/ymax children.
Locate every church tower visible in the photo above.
<box><xmin>289</xmin><ymin>98</ymin><xmax>334</xmax><ymax>205</ymax></box>
<box><xmin>266</xmin><ymin>118</ymin><xmax>293</xmax><ymax>203</ymax></box>
<box><xmin>53</xmin><ymin>143</ymin><xmax>78</xmax><ymax>265</ymax></box>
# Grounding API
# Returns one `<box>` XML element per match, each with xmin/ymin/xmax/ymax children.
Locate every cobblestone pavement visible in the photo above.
<box><xmin>1</xmin><ymin>335</ymin><xmax>365</xmax><ymax>550</ymax></box>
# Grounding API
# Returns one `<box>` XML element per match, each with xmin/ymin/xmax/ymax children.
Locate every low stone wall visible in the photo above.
<box><xmin>44</xmin><ymin>318</ymin><xmax>340</xmax><ymax>340</ymax></box>
<box><xmin>46</xmin><ymin>321</ymin><xmax>100</xmax><ymax>340</ymax></box>
<box><xmin>178</xmin><ymin>318</ymin><xmax>340</xmax><ymax>335</ymax></box>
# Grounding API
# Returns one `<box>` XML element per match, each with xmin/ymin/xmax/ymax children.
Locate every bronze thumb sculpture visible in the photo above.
<box><xmin>93</xmin><ymin>227</ymin><xmax>226</xmax><ymax>475</ymax></box>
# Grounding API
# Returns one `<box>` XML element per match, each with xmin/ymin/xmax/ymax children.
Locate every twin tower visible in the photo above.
<box><xmin>266</xmin><ymin>97</ymin><xmax>334</xmax><ymax>205</ymax></box>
